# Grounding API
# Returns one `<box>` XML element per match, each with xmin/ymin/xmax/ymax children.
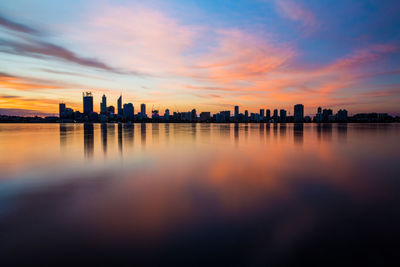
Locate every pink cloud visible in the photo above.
<box><xmin>191</xmin><ymin>29</ymin><xmax>295</xmax><ymax>82</ymax></box>
<box><xmin>58</xmin><ymin>4</ymin><xmax>399</xmax><ymax>114</ymax></box>
<box><xmin>273</xmin><ymin>0</ymin><xmax>318</xmax><ymax>33</ymax></box>
<box><xmin>73</xmin><ymin>4</ymin><xmax>198</xmax><ymax>75</ymax></box>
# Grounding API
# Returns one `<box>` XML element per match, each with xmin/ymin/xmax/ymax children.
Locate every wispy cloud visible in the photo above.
<box><xmin>79</xmin><ymin>4</ymin><xmax>197</xmax><ymax>76</ymax></box>
<box><xmin>0</xmin><ymin>71</ymin><xmax>67</xmax><ymax>91</ymax></box>
<box><xmin>0</xmin><ymin>108</ymin><xmax>56</xmax><ymax>117</ymax></box>
<box><xmin>272</xmin><ymin>0</ymin><xmax>318</xmax><ymax>33</ymax></box>
<box><xmin>0</xmin><ymin>14</ymin><xmax>41</xmax><ymax>35</ymax></box>
<box><xmin>189</xmin><ymin>29</ymin><xmax>294</xmax><ymax>82</ymax></box>
<box><xmin>0</xmin><ymin>15</ymin><xmax>146</xmax><ymax>76</ymax></box>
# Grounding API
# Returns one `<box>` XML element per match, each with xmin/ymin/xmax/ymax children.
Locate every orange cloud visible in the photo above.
<box><xmin>191</xmin><ymin>29</ymin><xmax>295</xmax><ymax>82</ymax></box>
<box><xmin>0</xmin><ymin>72</ymin><xmax>64</xmax><ymax>91</ymax></box>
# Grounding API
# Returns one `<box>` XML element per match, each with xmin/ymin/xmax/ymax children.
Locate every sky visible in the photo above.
<box><xmin>0</xmin><ymin>0</ymin><xmax>400</xmax><ymax>116</ymax></box>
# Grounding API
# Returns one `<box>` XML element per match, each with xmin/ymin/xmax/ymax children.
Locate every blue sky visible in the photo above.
<box><xmin>1</xmin><ymin>0</ymin><xmax>399</xmax><ymax>116</ymax></box>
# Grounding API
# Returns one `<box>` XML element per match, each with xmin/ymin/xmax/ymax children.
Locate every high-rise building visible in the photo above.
<box><xmin>273</xmin><ymin>109</ymin><xmax>278</xmax><ymax>118</ymax></box>
<box><xmin>280</xmin><ymin>109</ymin><xmax>287</xmax><ymax>122</ymax></box>
<box><xmin>123</xmin><ymin>103</ymin><xmax>134</xmax><ymax>120</ymax></box>
<box><xmin>322</xmin><ymin>109</ymin><xmax>333</xmax><ymax>122</ymax></box>
<box><xmin>117</xmin><ymin>95</ymin><xmax>122</xmax><ymax>115</ymax></box>
<box><xmin>100</xmin><ymin>94</ymin><xmax>107</xmax><ymax>114</ymax></box>
<box><xmin>200</xmin><ymin>112</ymin><xmax>211</xmax><ymax>122</ymax></box>
<box><xmin>316</xmin><ymin>107</ymin><xmax>322</xmax><ymax>122</ymax></box>
<box><xmin>83</xmin><ymin>92</ymin><xmax>93</xmax><ymax>115</ymax></box>
<box><xmin>234</xmin><ymin>106</ymin><xmax>239</xmax><ymax>118</ymax></box>
<box><xmin>244</xmin><ymin>110</ymin><xmax>249</xmax><ymax>118</ymax></box>
<box><xmin>294</xmin><ymin>104</ymin><xmax>304</xmax><ymax>123</ymax></box>
<box><xmin>260</xmin><ymin>109</ymin><xmax>264</xmax><ymax>118</ymax></box>
<box><xmin>337</xmin><ymin>109</ymin><xmax>348</xmax><ymax>122</ymax></box>
<box><xmin>164</xmin><ymin>109</ymin><xmax>170</xmax><ymax>120</ymax></box>
<box><xmin>266</xmin><ymin>109</ymin><xmax>271</xmax><ymax>121</ymax></box>
<box><xmin>140</xmin><ymin>103</ymin><xmax>146</xmax><ymax>118</ymax></box>
<box><xmin>191</xmin><ymin>109</ymin><xmax>197</xmax><ymax>121</ymax></box>
<box><xmin>59</xmin><ymin>103</ymin><xmax>66</xmax><ymax>117</ymax></box>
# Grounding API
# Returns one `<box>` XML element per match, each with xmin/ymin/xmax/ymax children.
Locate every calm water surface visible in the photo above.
<box><xmin>0</xmin><ymin>123</ymin><xmax>399</xmax><ymax>265</ymax></box>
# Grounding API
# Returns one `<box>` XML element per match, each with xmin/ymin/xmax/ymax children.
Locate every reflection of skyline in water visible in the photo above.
<box><xmin>118</xmin><ymin>123</ymin><xmax>123</xmax><ymax>155</ymax></box>
<box><xmin>76</xmin><ymin>123</ymin><xmax>353</xmax><ymax>158</ymax></box>
<box><xmin>293</xmin><ymin>123</ymin><xmax>304</xmax><ymax>145</ymax></box>
<box><xmin>84</xmin><ymin>123</ymin><xmax>94</xmax><ymax>158</ymax></box>
<box><xmin>101</xmin><ymin>123</ymin><xmax>107</xmax><ymax>155</ymax></box>
<box><xmin>1</xmin><ymin>123</ymin><xmax>400</xmax><ymax>265</ymax></box>
<box><xmin>141</xmin><ymin>123</ymin><xmax>146</xmax><ymax>148</ymax></box>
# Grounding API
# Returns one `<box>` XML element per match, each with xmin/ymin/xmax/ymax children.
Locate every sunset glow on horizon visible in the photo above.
<box><xmin>1</xmin><ymin>0</ymin><xmax>400</xmax><ymax>116</ymax></box>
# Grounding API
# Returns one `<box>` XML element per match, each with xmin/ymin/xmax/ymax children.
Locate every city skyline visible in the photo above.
<box><xmin>1</xmin><ymin>1</ymin><xmax>400</xmax><ymax>117</ymax></box>
<box><xmin>41</xmin><ymin>91</ymin><xmax>396</xmax><ymax>124</ymax></box>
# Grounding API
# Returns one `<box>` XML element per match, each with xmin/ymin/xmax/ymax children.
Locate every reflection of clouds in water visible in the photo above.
<box><xmin>1</xmin><ymin>123</ymin><xmax>399</xmax><ymax>265</ymax></box>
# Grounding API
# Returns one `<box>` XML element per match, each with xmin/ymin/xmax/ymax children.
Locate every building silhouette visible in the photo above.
<box><xmin>260</xmin><ymin>109</ymin><xmax>264</xmax><ymax>118</ymax></box>
<box><xmin>117</xmin><ymin>95</ymin><xmax>123</xmax><ymax>115</ymax></box>
<box><xmin>140</xmin><ymin>103</ymin><xmax>146</xmax><ymax>118</ymax></box>
<box><xmin>123</xmin><ymin>103</ymin><xmax>134</xmax><ymax>120</ymax></box>
<box><xmin>280</xmin><ymin>109</ymin><xmax>287</xmax><ymax>122</ymax></box>
<box><xmin>337</xmin><ymin>109</ymin><xmax>348</xmax><ymax>122</ymax></box>
<box><xmin>273</xmin><ymin>109</ymin><xmax>278</xmax><ymax>122</ymax></box>
<box><xmin>100</xmin><ymin>94</ymin><xmax>107</xmax><ymax>115</ymax></box>
<box><xmin>322</xmin><ymin>109</ymin><xmax>333</xmax><ymax>122</ymax></box>
<box><xmin>44</xmin><ymin>92</ymin><xmax>400</xmax><ymax>124</ymax></box>
<box><xmin>164</xmin><ymin>109</ymin><xmax>170</xmax><ymax>121</ymax></box>
<box><xmin>59</xmin><ymin>103</ymin><xmax>66</xmax><ymax>116</ymax></box>
<box><xmin>266</xmin><ymin>109</ymin><xmax>271</xmax><ymax>121</ymax></box>
<box><xmin>294</xmin><ymin>104</ymin><xmax>304</xmax><ymax>123</ymax></box>
<box><xmin>83</xmin><ymin>92</ymin><xmax>93</xmax><ymax>115</ymax></box>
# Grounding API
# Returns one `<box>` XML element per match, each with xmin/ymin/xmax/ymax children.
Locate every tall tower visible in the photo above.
<box><xmin>59</xmin><ymin>103</ymin><xmax>66</xmax><ymax>117</ymax></box>
<box><xmin>117</xmin><ymin>95</ymin><xmax>122</xmax><ymax>115</ymax></box>
<box><xmin>234</xmin><ymin>106</ymin><xmax>239</xmax><ymax>118</ymax></box>
<box><xmin>82</xmin><ymin>92</ymin><xmax>93</xmax><ymax>115</ymax></box>
<box><xmin>100</xmin><ymin>94</ymin><xmax>107</xmax><ymax>114</ymax></box>
<box><xmin>141</xmin><ymin>103</ymin><xmax>146</xmax><ymax>117</ymax></box>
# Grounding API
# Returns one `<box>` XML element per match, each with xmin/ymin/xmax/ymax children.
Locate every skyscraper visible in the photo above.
<box><xmin>294</xmin><ymin>104</ymin><xmax>304</xmax><ymax>123</ymax></box>
<box><xmin>266</xmin><ymin>109</ymin><xmax>271</xmax><ymax>121</ymax></box>
<box><xmin>234</xmin><ymin>106</ymin><xmax>239</xmax><ymax>118</ymax></box>
<box><xmin>260</xmin><ymin>109</ymin><xmax>264</xmax><ymax>118</ymax></box>
<box><xmin>164</xmin><ymin>109</ymin><xmax>170</xmax><ymax>120</ymax></box>
<box><xmin>280</xmin><ymin>109</ymin><xmax>287</xmax><ymax>122</ymax></box>
<box><xmin>322</xmin><ymin>109</ymin><xmax>333</xmax><ymax>122</ymax></box>
<box><xmin>316</xmin><ymin>107</ymin><xmax>322</xmax><ymax>122</ymax></box>
<box><xmin>337</xmin><ymin>109</ymin><xmax>348</xmax><ymax>122</ymax></box>
<box><xmin>245</xmin><ymin>110</ymin><xmax>249</xmax><ymax>118</ymax></box>
<box><xmin>273</xmin><ymin>109</ymin><xmax>278</xmax><ymax>118</ymax></box>
<box><xmin>123</xmin><ymin>103</ymin><xmax>134</xmax><ymax>120</ymax></box>
<box><xmin>82</xmin><ymin>92</ymin><xmax>93</xmax><ymax>115</ymax></box>
<box><xmin>100</xmin><ymin>94</ymin><xmax>107</xmax><ymax>114</ymax></box>
<box><xmin>59</xmin><ymin>103</ymin><xmax>66</xmax><ymax>117</ymax></box>
<box><xmin>117</xmin><ymin>95</ymin><xmax>122</xmax><ymax>115</ymax></box>
<box><xmin>191</xmin><ymin>109</ymin><xmax>197</xmax><ymax>121</ymax></box>
<box><xmin>140</xmin><ymin>103</ymin><xmax>146</xmax><ymax>118</ymax></box>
